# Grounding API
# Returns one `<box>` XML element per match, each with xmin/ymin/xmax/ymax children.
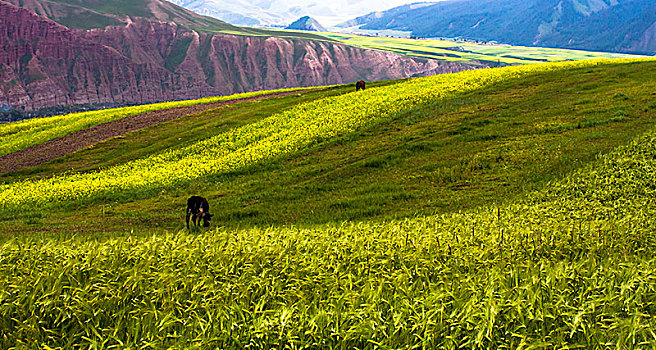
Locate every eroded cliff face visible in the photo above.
<box><xmin>0</xmin><ymin>2</ymin><xmax>473</xmax><ymax>111</ymax></box>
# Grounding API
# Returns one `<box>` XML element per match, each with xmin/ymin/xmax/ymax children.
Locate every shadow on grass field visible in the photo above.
<box><xmin>1</xmin><ymin>61</ymin><xmax>656</xmax><ymax>235</ymax></box>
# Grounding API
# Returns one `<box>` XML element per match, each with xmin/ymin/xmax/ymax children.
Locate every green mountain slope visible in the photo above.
<box><xmin>346</xmin><ymin>0</ymin><xmax>656</xmax><ymax>54</ymax></box>
<box><xmin>2</xmin><ymin>60</ymin><xmax>656</xmax><ymax>348</ymax></box>
<box><xmin>3</xmin><ymin>0</ymin><xmax>237</xmax><ymax>31</ymax></box>
<box><xmin>4</xmin><ymin>0</ymin><xmax>331</xmax><ymax>40</ymax></box>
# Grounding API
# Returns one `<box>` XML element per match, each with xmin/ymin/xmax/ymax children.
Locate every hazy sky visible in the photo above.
<box><xmin>173</xmin><ymin>0</ymin><xmax>436</xmax><ymax>26</ymax></box>
<box><xmin>267</xmin><ymin>0</ymin><xmax>430</xmax><ymax>26</ymax></box>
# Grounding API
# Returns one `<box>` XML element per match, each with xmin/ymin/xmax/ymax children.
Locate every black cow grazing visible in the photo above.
<box><xmin>186</xmin><ymin>196</ymin><xmax>214</xmax><ymax>229</ymax></box>
<box><xmin>356</xmin><ymin>80</ymin><xmax>366</xmax><ymax>91</ymax></box>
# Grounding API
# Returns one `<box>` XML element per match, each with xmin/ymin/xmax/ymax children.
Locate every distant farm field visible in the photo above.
<box><xmin>323</xmin><ymin>32</ymin><xmax>642</xmax><ymax>65</ymax></box>
<box><xmin>2</xmin><ymin>59</ymin><xmax>656</xmax><ymax>348</ymax></box>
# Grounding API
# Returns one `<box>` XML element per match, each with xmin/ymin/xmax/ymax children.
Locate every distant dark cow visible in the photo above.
<box><xmin>356</xmin><ymin>80</ymin><xmax>366</xmax><ymax>91</ymax></box>
<box><xmin>186</xmin><ymin>196</ymin><xmax>213</xmax><ymax>229</ymax></box>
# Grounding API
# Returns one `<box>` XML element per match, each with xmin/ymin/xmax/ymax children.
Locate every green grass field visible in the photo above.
<box><xmin>322</xmin><ymin>32</ymin><xmax>643</xmax><ymax>65</ymax></box>
<box><xmin>2</xmin><ymin>59</ymin><xmax>656</xmax><ymax>348</ymax></box>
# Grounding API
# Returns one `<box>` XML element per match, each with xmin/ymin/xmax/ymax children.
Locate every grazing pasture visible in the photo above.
<box><xmin>1</xmin><ymin>59</ymin><xmax>656</xmax><ymax>348</ymax></box>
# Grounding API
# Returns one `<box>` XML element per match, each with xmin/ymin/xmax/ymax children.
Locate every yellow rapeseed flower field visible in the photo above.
<box><xmin>0</xmin><ymin>87</ymin><xmax>315</xmax><ymax>157</ymax></box>
<box><xmin>0</xmin><ymin>59</ymin><xmax>650</xmax><ymax>210</ymax></box>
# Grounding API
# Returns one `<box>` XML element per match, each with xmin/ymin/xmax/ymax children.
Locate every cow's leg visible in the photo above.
<box><xmin>186</xmin><ymin>209</ymin><xmax>191</xmax><ymax>230</ymax></box>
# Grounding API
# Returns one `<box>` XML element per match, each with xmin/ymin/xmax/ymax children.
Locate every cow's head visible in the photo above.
<box><xmin>202</xmin><ymin>213</ymin><xmax>214</xmax><ymax>227</ymax></box>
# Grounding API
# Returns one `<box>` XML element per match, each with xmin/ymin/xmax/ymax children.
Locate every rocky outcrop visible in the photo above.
<box><xmin>0</xmin><ymin>1</ymin><xmax>474</xmax><ymax>112</ymax></box>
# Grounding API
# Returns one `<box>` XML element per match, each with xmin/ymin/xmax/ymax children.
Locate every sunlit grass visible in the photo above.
<box><xmin>0</xmin><ymin>86</ymin><xmax>316</xmax><ymax>157</ymax></box>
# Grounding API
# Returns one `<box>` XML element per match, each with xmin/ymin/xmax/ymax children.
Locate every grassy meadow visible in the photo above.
<box><xmin>1</xmin><ymin>59</ymin><xmax>656</xmax><ymax>348</ymax></box>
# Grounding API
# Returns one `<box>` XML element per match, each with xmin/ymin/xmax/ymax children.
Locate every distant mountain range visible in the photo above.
<box><xmin>337</xmin><ymin>2</ymin><xmax>435</xmax><ymax>28</ymax></box>
<box><xmin>167</xmin><ymin>0</ymin><xmax>288</xmax><ymax>26</ymax></box>
<box><xmin>341</xmin><ymin>0</ymin><xmax>656</xmax><ymax>54</ymax></box>
<box><xmin>0</xmin><ymin>0</ymin><xmax>472</xmax><ymax>113</ymax></box>
<box><xmin>167</xmin><ymin>0</ymin><xmax>417</xmax><ymax>27</ymax></box>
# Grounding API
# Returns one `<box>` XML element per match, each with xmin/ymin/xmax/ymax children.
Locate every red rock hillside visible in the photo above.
<box><xmin>0</xmin><ymin>1</ymin><xmax>473</xmax><ymax>111</ymax></box>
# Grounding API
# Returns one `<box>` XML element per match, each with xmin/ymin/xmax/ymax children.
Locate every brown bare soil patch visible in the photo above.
<box><xmin>0</xmin><ymin>90</ymin><xmax>312</xmax><ymax>174</ymax></box>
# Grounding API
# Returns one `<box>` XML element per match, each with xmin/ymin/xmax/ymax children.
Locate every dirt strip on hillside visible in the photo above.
<box><xmin>0</xmin><ymin>90</ymin><xmax>316</xmax><ymax>175</ymax></box>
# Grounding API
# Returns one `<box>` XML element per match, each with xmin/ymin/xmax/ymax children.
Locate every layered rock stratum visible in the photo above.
<box><xmin>0</xmin><ymin>1</ymin><xmax>472</xmax><ymax>112</ymax></box>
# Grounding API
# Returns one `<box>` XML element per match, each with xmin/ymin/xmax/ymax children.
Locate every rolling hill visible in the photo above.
<box><xmin>1</xmin><ymin>59</ymin><xmax>656</xmax><ymax>347</ymax></box>
<box><xmin>342</xmin><ymin>0</ymin><xmax>656</xmax><ymax>54</ymax></box>
<box><xmin>1</xmin><ymin>58</ymin><xmax>653</xmax><ymax>225</ymax></box>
